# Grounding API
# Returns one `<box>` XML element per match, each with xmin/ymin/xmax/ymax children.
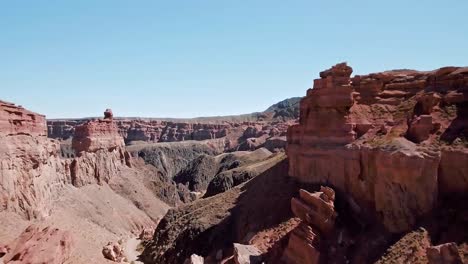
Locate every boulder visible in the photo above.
<box><xmin>184</xmin><ymin>254</ymin><xmax>204</xmax><ymax>264</ymax></box>
<box><xmin>104</xmin><ymin>108</ymin><xmax>114</xmax><ymax>119</ymax></box>
<box><xmin>233</xmin><ymin>243</ymin><xmax>262</xmax><ymax>264</ymax></box>
<box><xmin>102</xmin><ymin>241</ymin><xmax>126</xmax><ymax>262</ymax></box>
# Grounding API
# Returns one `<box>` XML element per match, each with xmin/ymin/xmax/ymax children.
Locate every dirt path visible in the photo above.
<box><xmin>124</xmin><ymin>237</ymin><xmax>143</xmax><ymax>264</ymax></box>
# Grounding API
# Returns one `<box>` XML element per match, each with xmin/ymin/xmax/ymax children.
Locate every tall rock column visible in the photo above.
<box><xmin>287</xmin><ymin>63</ymin><xmax>441</xmax><ymax>232</ymax></box>
<box><xmin>70</xmin><ymin>109</ymin><xmax>132</xmax><ymax>187</ymax></box>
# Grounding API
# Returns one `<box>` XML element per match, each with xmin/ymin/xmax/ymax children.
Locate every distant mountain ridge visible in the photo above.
<box><xmin>264</xmin><ymin>97</ymin><xmax>302</xmax><ymax>119</ymax></box>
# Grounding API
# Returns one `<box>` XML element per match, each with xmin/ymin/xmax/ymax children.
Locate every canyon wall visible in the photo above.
<box><xmin>0</xmin><ymin>103</ymin><xmax>138</xmax><ymax>219</ymax></box>
<box><xmin>48</xmin><ymin>118</ymin><xmax>294</xmax><ymax>152</ymax></box>
<box><xmin>48</xmin><ymin>119</ymin><xmax>238</xmax><ymax>143</ymax></box>
<box><xmin>287</xmin><ymin>63</ymin><xmax>468</xmax><ymax>232</ymax></box>
<box><xmin>0</xmin><ymin>104</ymin><xmax>165</xmax><ymax>263</ymax></box>
<box><xmin>0</xmin><ymin>100</ymin><xmax>69</xmax><ymax>219</ymax></box>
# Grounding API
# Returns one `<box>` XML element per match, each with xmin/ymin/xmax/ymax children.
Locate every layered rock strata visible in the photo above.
<box><xmin>72</xmin><ymin>117</ymin><xmax>125</xmax><ymax>154</ymax></box>
<box><xmin>0</xmin><ymin>103</ymin><xmax>167</xmax><ymax>263</ymax></box>
<box><xmin>48</xmin><ymin>118</ymin><xmax>295</xmax><ymax>152</ymax></box>
<box><xmin>282</xmin><ymin>187</ymin><xmax>337</xmax><ymax>264</ymax></box>
<box><xmin>287</xmin><ymin>63</ymin><xmax>468</xmax><ymax>232</ymax></box>
<box><xmin>1</xmin><ymin>103</ymin><xmax>143</xmax><ymax>218</ymax></box>
<box><xmin>69</xmin><ymin>110</ymin><xmax>133</xmax><ymax>187</ymax></box>
<box><xmin>0</xmin><ymin>100</ymin><xmax>68</xmax><ymax>219</ymax></box>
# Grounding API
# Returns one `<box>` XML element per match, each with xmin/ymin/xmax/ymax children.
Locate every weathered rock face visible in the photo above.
<box><xmin>49</xmin><ymin>120</ymin><xmax>232</xmax><ymax>143</ymax></box>
<box><xmin>0</xmin><ymin>100</ymin><xmax>69</xmax><ymax>219</ymax></box>
<box><xmin>48</xmin><ymin>118</ymin><xmax>295</xmax><ymax>152</ymax></box>
<box><xmin>0</xmin><ymin>103</ymin><xmax>169</xmax><ymax>263</ymax></box>
<box><xmin>282</xmin><ymin>187</ymin><xmax>337</xmax><ymax>264</ymax></box>
<box><xmin>287</xmin><ymin>63</ymin><xmax>468</xmax><ymax>232</ymax></box>
<box><xmin>47</xmin><ymin>96</ymin><xmax>301</xmax><ymax>144</ymax></box>
<box><xmin>72</xmin><ymin>119</ymin><xmax>125</xmax><ymax>154</ymax></box>
<box><xmin>70</xmin><ymin>113</ymin><xmax>132</xmax><ymax>187</ymax></box>
<box><xmin>0</xmin><ymin>100</ymin><xmax>47</xmax><ymax>137</ymax></box>
<box><xmin>0</xmin><ymin>103</ymin><xmax>135</xmax><ymax>220</ymax></box>
<box><xmin>2</xmin><ymin>225</ymin><xmax>74</xmax><ymax>264</ymax></box>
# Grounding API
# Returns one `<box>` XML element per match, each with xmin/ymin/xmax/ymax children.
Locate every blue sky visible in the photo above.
<box><xmin>1</xmin><ymin>1</ymin><xmax>467</xmax><ymax>118</ymax></box>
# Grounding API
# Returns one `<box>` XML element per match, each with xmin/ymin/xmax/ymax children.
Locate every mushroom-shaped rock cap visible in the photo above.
<box><xmin>104</xmin><ymin>109</ymin><xmax>113</xmax><ymax>119</ymax></box>
<box><xmin>319</xmin><ymin>62</ymin><xmax>353</xmax><ymax>78</ymax></box>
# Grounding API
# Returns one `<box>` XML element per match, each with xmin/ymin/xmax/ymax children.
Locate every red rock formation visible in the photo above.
<box><xmin>282</xmin><ymin>187</ymin><xmax>337</xmax><ymax>264</ymax></box>
<box><xmin>72</xmin><ymin>119</ymin><xmax>124</xmax><ymax>153</ymax></box>
<box><xmin>0</xmin><ymin>100</ymin><xmax>68</xmax><ymax>219</ymax></box>
<box><xmin>0</xmin><ymin>104</ymin><xmax>133</xmax><ymax>218</ymax></box>
<box><xmin>0</xmin><ymin>102</ymin><xmax>162</xmax><ymax>263</ymax></box>
<box><xmin>287</xmin><ymin>63</ymin><xmax>468</xmax><ymax>232</ymax></box>
<box><xmin>0</xmin><ymin>100</ymin><xmax>47</xmax><ymax>137</ymax></box>
<box><xmin>2</xmin><ymin>225</ymin><xmax>74</xmax><ymax>264</ymax></box>
<box><xmin>104</xmin><ymin>108</ymin><xmax>114</xmax><ymax>119</ymax></box>
<box><xmin>70</xmin><ymin>111</ymin><xmax>132</xmax><ymax>186</ymax></box>
<box><xmin>48</xmin><ymin>118</ymin><xmax>295</xmax><ymax>152</ymax></box>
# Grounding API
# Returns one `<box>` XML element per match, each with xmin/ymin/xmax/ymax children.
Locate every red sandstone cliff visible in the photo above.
<box><xmin>72</xmin><ymin>118</ymin><xmax>125</xmax><ymax>153</ymax></box>
<box><xmin>287</xmin><ymin>63</ymin><xmax>468</xmax><ymax>233</ymax></box>
<box><xmin>0</xmin><ymin>103</ymin><xmax>137</xmax><ymax>218</ymax></box>
<box><xmin>0</xmin><ymin>104</ymin><xmax>165</xmax><ymax>263</ymax></box>
<box><xmin>0</xmin><ymin>100</ymin><xmax>69</xmax><ymax>219</ymax></box>
<box><xmin>69</xmin><ymin>110</ymin><xmax>133</xmax><ymax>187</ymax></box>
<box><xmin>48</xmin><ymin>118</ymin><xmax>294</xmax><ymax>153</ymax></box>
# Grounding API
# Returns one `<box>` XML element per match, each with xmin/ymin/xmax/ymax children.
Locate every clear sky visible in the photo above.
<box><xmin>1</xmin><ymin>1</ymin><xmax>467</xmax><ymax>118</ymax></box>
